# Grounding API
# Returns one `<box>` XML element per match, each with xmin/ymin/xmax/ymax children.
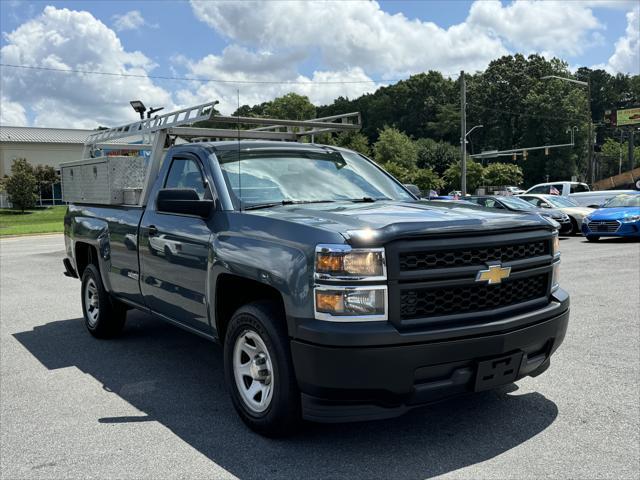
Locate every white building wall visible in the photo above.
<box><xmin>0</xmin><ymin>142</ymin><xmax>84</xmax><ymax>176</ymax></box>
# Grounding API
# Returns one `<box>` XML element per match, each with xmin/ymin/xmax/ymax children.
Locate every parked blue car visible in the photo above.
<box><xmin>582</xmin><ymin>192</ymin><xmax>640</xmax><ymax>241</ymax></box>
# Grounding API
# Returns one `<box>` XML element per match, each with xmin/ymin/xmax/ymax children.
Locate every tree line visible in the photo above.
<box><xmin>218</xmin><ymin>54</ymin><xmax>639</xmax><ymax>190</ymax></box>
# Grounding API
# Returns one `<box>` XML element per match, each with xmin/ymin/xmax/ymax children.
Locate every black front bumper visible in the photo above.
<box><xmin>291</xmin><ymin>291</ymin><xmax>569</xmax><ymax>423</ymax></box>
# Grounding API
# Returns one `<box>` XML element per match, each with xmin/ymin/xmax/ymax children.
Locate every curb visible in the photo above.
<box><xmin>0</xmin><ymin>232</ymin><xmax>64</xmax><ymax>240</ymax></box>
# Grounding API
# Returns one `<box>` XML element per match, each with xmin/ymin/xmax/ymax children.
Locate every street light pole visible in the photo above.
<box><xmin>586</xmin><ymin>79</ymin><xmax>594</xmax><ymax>184</ymax></box>
<box><xmin>541</xmin><ymin>75</ymin><xmax>593</xmax><ymax>184</ymax></box>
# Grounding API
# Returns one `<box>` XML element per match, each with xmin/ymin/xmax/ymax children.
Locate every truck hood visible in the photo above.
<box><xmin>249</xmin><ymin>200</ymin><xmax>551</xmax><ymax>245</ymax></box>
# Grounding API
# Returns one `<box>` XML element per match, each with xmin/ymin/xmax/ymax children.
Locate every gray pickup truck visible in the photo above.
<box><xmin>63</xmin><ymin>140</ymin><xmax>569</xmax><ymax>436</ymax></box>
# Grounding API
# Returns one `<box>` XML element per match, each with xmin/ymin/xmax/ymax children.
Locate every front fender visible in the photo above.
<box><xmin>210</xmin><ymin>233</ymin><xmax>312</xmax><ymax>333</ymax></box>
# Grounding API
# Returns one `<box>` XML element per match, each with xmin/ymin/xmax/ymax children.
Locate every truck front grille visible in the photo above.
<box><xmin>399</xmin><ymin>240</ymin><xmax>547</xmax><ymax>271</ymax></box>
<box><xmin>399</xmin><ymin>273</ymin><xmax>548</xmax><ymax>320</ymax></box>
<box><xmin>386</xmin><ymin>231</ymin><xmax>554</xmax><ymax>330</ymax></box>
<box><xmin>587</xmin><ymin>220</ymin><xmax>620</xmax><ymax>233</ymax></box>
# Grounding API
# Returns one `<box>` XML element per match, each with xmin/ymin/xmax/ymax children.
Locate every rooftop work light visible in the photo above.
<box><xmin>129</xmin><ymin>100</ymin><xmax>146</xmax><ymax>119</ymax></box>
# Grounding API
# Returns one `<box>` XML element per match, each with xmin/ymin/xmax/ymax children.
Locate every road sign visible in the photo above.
<box><xmin>616</xmin><ymin>107</ymin><xmax>640</xmax><ymax>126</ymax></box>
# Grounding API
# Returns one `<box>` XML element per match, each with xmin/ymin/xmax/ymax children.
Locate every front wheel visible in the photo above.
<box><xmin>81</xmin><ymin>264</ymin><xmax>127</xmax><ymax>338</ymax></box>
<box><xmin>586</xmin><ymin>235</ymin><xmax>600</xmax><ymax>242</ymax></box>
<box><xmin>569</xmin><ymin>217</ymin><xmax>579</xmax><ymax>236</ymax></box>
<box><xmin>224</xmin><ymin>301</ymin><xmax>300</xmax><ymax>437</ymax></box>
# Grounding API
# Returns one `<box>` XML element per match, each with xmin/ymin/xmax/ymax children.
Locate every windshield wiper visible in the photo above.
<box><xmin>243</xmin><ymin>200</ymin><xmax>336</xmax><ymax>211</ymax></box>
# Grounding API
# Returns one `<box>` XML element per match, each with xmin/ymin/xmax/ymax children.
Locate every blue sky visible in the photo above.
<box><xmin>1</xmin><ymin>1</ymin><xmax>638</xmax><ymax>128</ymax></box>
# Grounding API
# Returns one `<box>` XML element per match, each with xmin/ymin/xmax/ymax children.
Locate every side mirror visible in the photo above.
<box><xmin>404</xmin><ymin>184</ymin><xmax>422</xmax><ymax>198</ymax></box>
<box><xmin>157</xmin><ymin>188</ymin><xmax>213</xmax><ymax>218</ymax></box>
<box><xmin>542</xmin><ymin>202</ymin><xmax>552</xmax><ymax>208</ymax></box>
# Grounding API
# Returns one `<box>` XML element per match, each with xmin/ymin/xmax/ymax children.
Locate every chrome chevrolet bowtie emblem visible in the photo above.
<box><xmin>476</xmin><ymin>264</ymin><xmax>511</xmax><ymax>285</ymax></box>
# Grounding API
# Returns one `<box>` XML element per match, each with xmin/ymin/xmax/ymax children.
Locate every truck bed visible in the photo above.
<box><xmin>65</xmin><ymin>204</ymin><xmax>144</xmax><ymax>305</ymax></box>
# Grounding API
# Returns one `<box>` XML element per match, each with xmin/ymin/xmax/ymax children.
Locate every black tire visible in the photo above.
<box><xmin>586</xmin><ymin>235</ymin><xmax>600</xmax><ymax>242</ymax></box>
<box><xmin>569</xmin><ymin>217</ymin><xmax>579</xmax><ymax>236</ymax></box>
<box><xmin>81</xmin><ymin>264</ymin><xmax>127</xmax><ymax>338</ymax></box>
<box><xmin>224</xmin><ymin>301</ymin><xmax>300</xmax><ymax>437</ymax></box>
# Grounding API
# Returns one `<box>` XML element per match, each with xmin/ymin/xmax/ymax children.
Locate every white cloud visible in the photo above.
<box><xmin>112</xmin><ymin>10</ymin><xmax>147</xmax><ymax>32</ymax></box>
<box><xmin>0</xmin><ymin>6</ymin><xmax>174</xmax><ymax>128</ymax></box>
<box><xmin>190</xmin><ymin>0</ymin><xmax>508</xmax><ymax>77</ymax></box>
<box><xmin>0</xmin><ymin>96</ymin><xmax>28</xmax><ymax>126</ymax></box>
<box><xmin>604</xmin><ymin>7</ymin><xmax>640</xmax><ymax>74</ymax></box>
<box><xmin>174</xmin><ymin>46</ymin><xmax>380</xmax><ymax>113</ymax></box>
<box><xmin>468</xmin><ymin>1</ymin><xmax>604</xmax><ymax>56</ymax></box>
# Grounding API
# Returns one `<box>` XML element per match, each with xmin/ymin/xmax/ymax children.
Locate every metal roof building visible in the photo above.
<box><xmin>0</xmin><ymin>126</ymin><xmax>143</xmax><ymax>177</ymax></box>
<box><xmin>0</xmin><ymin>126</ymin><xmax>95</xmax><ymax>145</ymax></box>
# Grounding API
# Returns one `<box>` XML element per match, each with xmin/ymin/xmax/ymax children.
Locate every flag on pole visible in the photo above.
<box><xmin>549</xmin><ymin>186</ymin><xmax>560</xmax><ymax>195</ymax></box>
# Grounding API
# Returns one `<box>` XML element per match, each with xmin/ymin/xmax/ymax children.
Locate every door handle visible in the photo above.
<box><xmin>148</xmin><ymin>225</ymin><xmax>159</xmax><ymax>236</ymax></box>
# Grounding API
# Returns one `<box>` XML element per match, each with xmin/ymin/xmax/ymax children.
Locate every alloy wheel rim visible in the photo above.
<box><xmin>84</xmin><ymin>278</ymin><xmax>100</xmax><ymax>327</ymax></box>
<box><xmin>232</xmin><ymin>329</ymin><xmax>274</xmax><ymax>413</ymax></box>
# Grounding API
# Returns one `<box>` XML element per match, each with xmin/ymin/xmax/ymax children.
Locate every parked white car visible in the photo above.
<box><xmin>525</xmin><ymin>181</ymin><xmax>635</xmax><ymax>208</ymax></box>
<box><xmin>568</xmin><ymin>190</ymin><xmax>637</xmax><ymax>208</ymax></box>
<box><xmin>517</xmin><ymin>194</ymin><xmax>594</xmax><ymax>232</ymax></box>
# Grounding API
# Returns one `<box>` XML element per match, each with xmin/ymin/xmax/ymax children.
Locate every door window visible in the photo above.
<box><xmin>550</xmin><ymin>184</ymin><xmax>564</xmax><ymax>195</ymax></box>
<box><xmin>165</xmin><ymin>158</ymin><xmax>208</xmax><ymax>199</ymax></box>
<box><xmin>570</xmin><ymin>183</ymin><xmax>589</xmax><ymax>193</ymax></box>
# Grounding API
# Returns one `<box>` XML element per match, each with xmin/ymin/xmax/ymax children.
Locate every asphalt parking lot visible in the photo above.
<box><xmin>0</xmin><ymin>234</ymin><xmax>638</xmax><ymax>479</ymax></box>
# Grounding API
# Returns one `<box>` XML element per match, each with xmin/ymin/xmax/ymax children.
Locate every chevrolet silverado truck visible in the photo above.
<box><xmin>63</xmin><ymin>139</ymin><xmax>569</xmax><ymax>436</ymax></box>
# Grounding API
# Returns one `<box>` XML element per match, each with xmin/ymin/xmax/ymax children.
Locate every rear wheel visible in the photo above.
<box><xmin>81</xmin><ymin>264</ymin><xmax>127</xmax><ymax>338</ymax></box>
<box><xmin>224</xmin><ymin>301</ymin><xmax>300</xmax><ymax>437</ymax></box>
<box><xmin>586</xmin><ymin>235</ymin><xmax>600</xmax><ymax>242</ymax></box>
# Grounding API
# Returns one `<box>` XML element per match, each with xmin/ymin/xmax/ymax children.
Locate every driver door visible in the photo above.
<box><xmin>139</xmin><ymin>153</ymin><xmax>213</xmax><ymax>332</ymax></box>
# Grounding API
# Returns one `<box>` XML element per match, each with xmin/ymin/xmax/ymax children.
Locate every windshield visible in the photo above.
<box><xmin>543</xmin><ymin>196</ymin><xmax>578</xmax><ymax>207</ymax></box>
<box><xmin>499</xmin><ymin>196</ymin><xmax>537</xmax><ymax>210</ymax></box>
<box><xmin>216</xmin><ymin>149</ymin><xmax>413</xmax><ymax>208</ymax></box>
<box><xmin>603</xmin><ymin>194</ymin><xmax>640</xmax><ymax>208</ymax></box>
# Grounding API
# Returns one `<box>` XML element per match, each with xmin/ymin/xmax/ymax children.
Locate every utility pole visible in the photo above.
<box><xmin>587</xmin><ymin>79</ymin><xmax>594</xmax><ymax>185</ymax></box>
<box><xmin>460</xmin><ymin>71</ymin><xmax>467</xmax><ymax>195</ymax></box>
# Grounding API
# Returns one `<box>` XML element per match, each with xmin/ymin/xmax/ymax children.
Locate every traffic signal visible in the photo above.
<box><xmin>523</xmin><ymin>150</ymin><xmax>528</xmax><ymax>159</ymax></box>
<box><xmin>512</xmin><ymin>153</ymin><xmax>517</xmax><ymax>161</ymax></box>
<box><xmin>545</xmin><ymin>147</ymin><xmax>549</xmax><ymax>156</ymax></box>
<box><xmin>603</xmin><ymin>109</ymin><xmax>617</xmax><ymax>126</ymax></box>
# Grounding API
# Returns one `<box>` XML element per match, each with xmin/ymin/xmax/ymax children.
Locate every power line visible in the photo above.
<box><xmin>0</xmin><ymin>62</ymin><xmax>401</xmax><ymax>85</ymax></box>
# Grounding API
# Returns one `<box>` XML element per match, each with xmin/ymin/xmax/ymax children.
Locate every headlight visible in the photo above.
<box><xmin>314</xmin><ymin>286</ymin><xmax>387</xmax><ymax>321</ymax></box>
<box><xmin>622</xmin><ymin>215</ymin><xmax>640</xmax><ymax>223</ymax></box>
<box><xmin>314</xmin><ymin>244</ymin><xmax>387</xmax><ymax>321</ymax></box>
<box><xmin>315</xmin><ymin>245</ymin><xmax>386</xmax><ymax>280</ymax></box>
<box><xmin>539</xmin><ymin>213</ymin><xmax>560</xmax><ymax>229</ymax></box>
<box><xmin>551</xmin><ymin>260</ymin><xmax>561</xmax><ymax>292</ymax></box>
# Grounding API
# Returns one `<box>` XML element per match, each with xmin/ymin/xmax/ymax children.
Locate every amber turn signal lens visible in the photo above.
<box><xmin>316</xmin><ymin>254</ymin><xmax>344</xmax><ymax>273</ymax></box>
<box><xmin>315</xmin><ymin>291</ymin><xmax>344</xmax><ymax>313</ymax></box>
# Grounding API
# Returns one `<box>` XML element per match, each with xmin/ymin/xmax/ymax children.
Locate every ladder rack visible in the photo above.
<box><xmin>67</xmin><ymin>100</ymin><xmax>362</xmax><ymax>207</ymax></box>
<box><xmin>84</xmin><ymin>101</ymin><xmax>219</xmax><ymax>147</ymax></box>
